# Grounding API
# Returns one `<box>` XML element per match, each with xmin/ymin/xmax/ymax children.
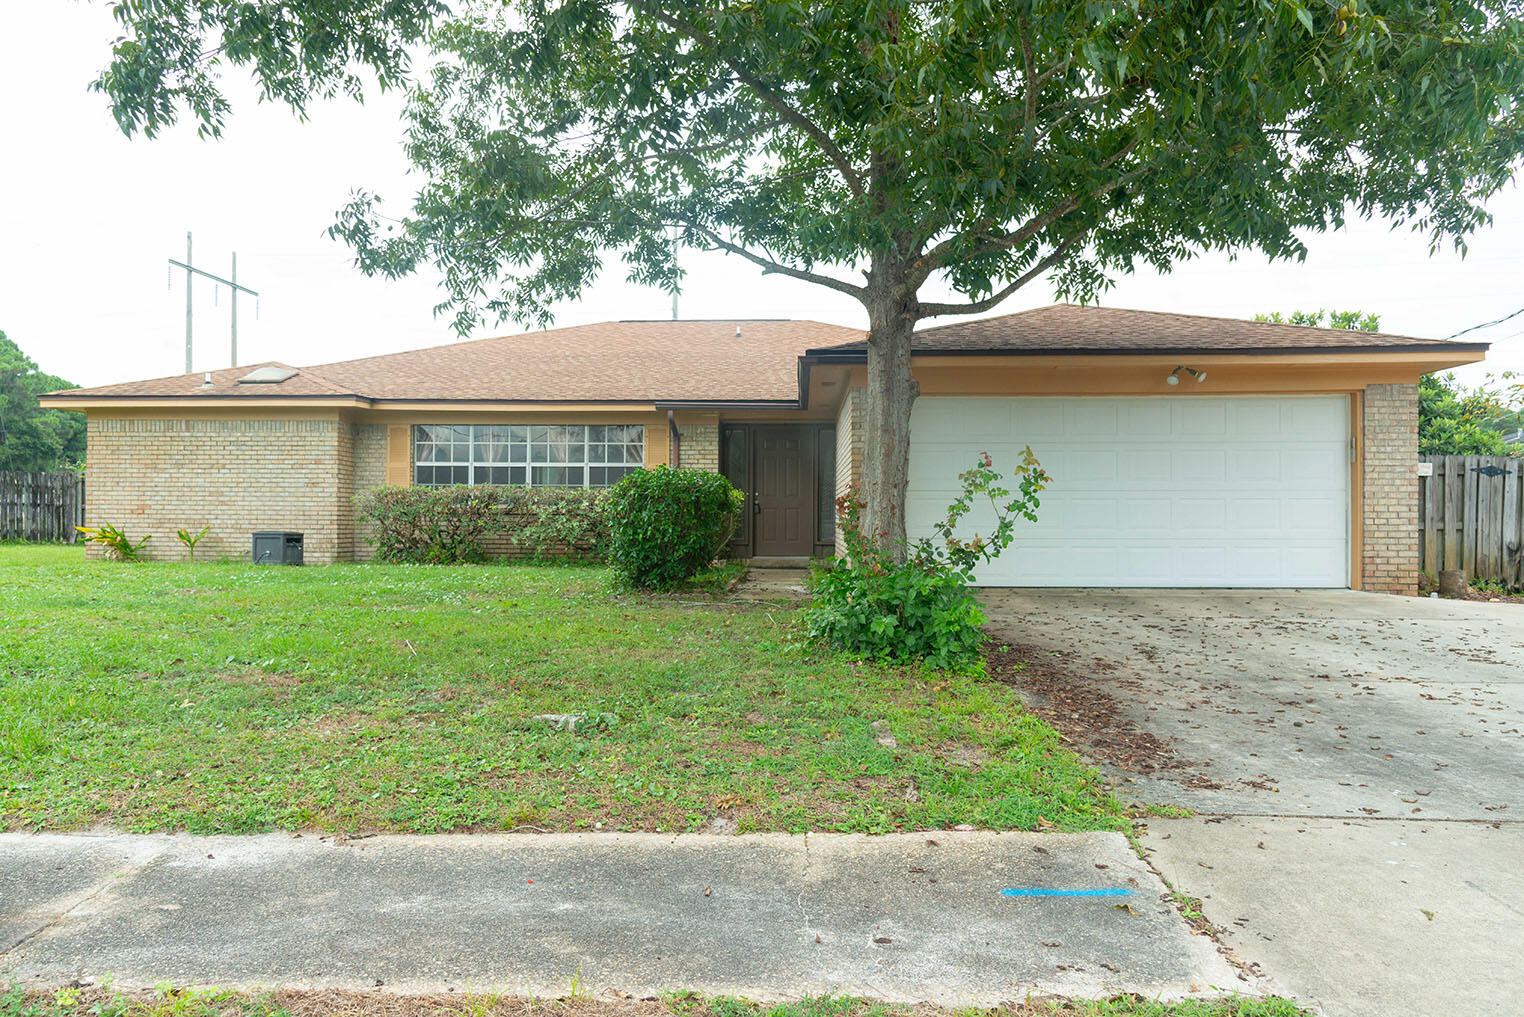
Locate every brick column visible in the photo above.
<box><xmin>675</xmin><ymin>414</ymin><xmax>720</xmax><ymax>472</ymax></box>
<box><xmin>1361</xmin><ymin>383</ymin><xmax>1420</xmax><ymax>595</ymax></box>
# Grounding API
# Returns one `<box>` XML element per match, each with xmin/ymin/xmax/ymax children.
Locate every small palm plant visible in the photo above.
<box><xmin>176</xmin><ymin>525</ymin><xmax>211</xmax><ymax>562</ymax></box>
<box><xmin>75</xmin><ymin>524</ymin><xmax>151</xmax><ymax>561</ymax></box>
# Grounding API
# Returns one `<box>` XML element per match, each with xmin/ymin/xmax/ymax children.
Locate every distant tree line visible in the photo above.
<box><xmin>0</xmin><ymin>331</ymin><xmax>85</xmax><ymax>472</ymax></box>
<box><xmin>1256</xmin><ymin>309</ymin><xmax>1520</xmax><ymax>458</ymax></box>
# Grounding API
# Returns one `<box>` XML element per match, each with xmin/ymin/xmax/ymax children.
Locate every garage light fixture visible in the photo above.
<box><xmin>1167</xmin><ymin>366</ymin><xmax>1206</xmax><ymax>385</ymax></box>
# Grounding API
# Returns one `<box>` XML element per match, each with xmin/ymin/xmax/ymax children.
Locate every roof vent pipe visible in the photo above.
<box><xmin>735</xmin><ymin>325</ymin><xmax>742</xmax><ymax>338</ymax></box>
<box><xmin>201</xmin><ymin>372</ymin><xmax>213</xmax><ymax>388</ymax></box>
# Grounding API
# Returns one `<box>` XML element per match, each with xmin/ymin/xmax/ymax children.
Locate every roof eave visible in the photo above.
<box><xmin>802</xmin><ymin>342</ymin><xmax>1489</xmax><ymax>361</ymax></box>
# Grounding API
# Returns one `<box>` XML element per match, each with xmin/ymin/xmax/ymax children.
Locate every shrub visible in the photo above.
<box><xmin>605</xmin><ymin>466</ymin><xmax>743</xmax><ymax>589</ymax></box>
<box><xmin>355</xmin><ymin>485</ymin><xmax>611</xmax><ymax>564</ymax></box>
<box><xmin>75</xmin><ymin>524</ymin><xmax>151</xmax><ymax>561</ymax></box>
<box><xmin>804</xmin><ymin>450</ymin><xmax>1049</xmax><ymax>668</ymax></box>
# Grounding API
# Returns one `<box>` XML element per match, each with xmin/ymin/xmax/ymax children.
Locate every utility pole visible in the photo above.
<box><xmin>168</xmin><ymin>232</ymin><xmax>260</xmax><ymax>372</ymax></box>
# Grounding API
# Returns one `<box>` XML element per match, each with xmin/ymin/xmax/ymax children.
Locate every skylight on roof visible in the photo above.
<box><xmin>236</xmin><ymin>367</ymin><xmax>299</xmax><ymax>385</ymax></box>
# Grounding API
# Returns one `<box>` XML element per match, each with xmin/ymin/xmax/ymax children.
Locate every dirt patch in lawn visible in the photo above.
<box><xmin>983</xmin><ymin>640</ymin><xmax>1220</xmax><ymax>788</ymax></box>
<box><xmin>216</xmin><ymin>668</ymin><xmax>300</xmax><ymax>688</ymax></box>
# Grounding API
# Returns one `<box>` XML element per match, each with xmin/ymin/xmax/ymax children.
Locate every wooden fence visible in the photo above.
<box><xmin>1419</xmin><ymin>455</ymin><xmax>1523</xmax><ymax>587</ymax></box>
<box><xmin>0</xmin><ymin>471</ymin><xmax>86</xmax><ymax>543</ymax></box>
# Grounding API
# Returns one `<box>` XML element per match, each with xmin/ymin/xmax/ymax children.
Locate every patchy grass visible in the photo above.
<box><xmin>0</xmin><ymin>985</ymin><xmax>1311</xmax><ymax>1017</ymax></box>
<box><xmin>0</xmin><ymin>545</ymin><xmax>1119</xmax><ymax>835</ymax></box>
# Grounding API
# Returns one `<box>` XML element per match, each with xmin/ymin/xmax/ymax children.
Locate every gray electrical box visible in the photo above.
<box><xmin>252</xmin><ymin>530</ymin><xmax>304</xmax><ymax>565</ymax></box>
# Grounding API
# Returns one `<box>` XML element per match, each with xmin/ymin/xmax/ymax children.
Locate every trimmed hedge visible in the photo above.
<box><xmin>605</xmin><ymin>466</ymin><xmax>743</xmax><ymax>588</ymax></box>
<box><xmin>355</xmin><ymin>485</ymin><xmax>611</xmax><ymax>564</ymax></box>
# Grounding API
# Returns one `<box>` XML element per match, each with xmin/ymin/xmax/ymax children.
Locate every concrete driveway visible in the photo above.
<box><xmin>981</xmin><ymin>589</ymin><xmax>1524</xmax><ymax>1017</ymax></box>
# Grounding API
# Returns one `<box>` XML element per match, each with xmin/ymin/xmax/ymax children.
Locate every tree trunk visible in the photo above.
<box><xmin>860</xmin><ymin>292</ymin><xmax>918</xmax><ymax>562</ymax></box>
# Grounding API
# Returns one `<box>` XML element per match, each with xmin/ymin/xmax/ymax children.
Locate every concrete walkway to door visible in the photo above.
<box><xmin>981</xmin><ymin>588</ymin><xmax>1524</xmax><ymax>1017</ymax></box>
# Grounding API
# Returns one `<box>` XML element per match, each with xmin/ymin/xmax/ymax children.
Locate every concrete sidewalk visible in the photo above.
<box><xmin>1</xmin><ymin>830</ymin><xmax>1239</xmax><ymax>1004</ymax></box>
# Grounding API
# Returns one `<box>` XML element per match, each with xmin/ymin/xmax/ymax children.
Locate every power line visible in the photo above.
<box><xmin>1447</xmin><ymin>305</ymin><xmax>1524</xmax><ymax>339</ymax></box>
<box><xmin>167</xmin><ymin>232</ymin><xmax>261</xmax><ymax>372</ymax></box>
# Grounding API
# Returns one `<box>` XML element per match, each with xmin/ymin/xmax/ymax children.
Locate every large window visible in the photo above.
<box><xmin>413</xmin><ymin>424</ymin><xmax>644</xmax><ymax>487</ymax></box>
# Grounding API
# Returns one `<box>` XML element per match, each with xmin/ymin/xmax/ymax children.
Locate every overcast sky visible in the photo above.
<box><xmin>3</xmin><ymin>1</ymin><xmax>1522</xmax><ymax>392</ymax></box>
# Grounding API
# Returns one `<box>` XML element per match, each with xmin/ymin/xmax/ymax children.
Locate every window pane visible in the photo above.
<box><xmin>533</xmin><ymin>465</ymin><xmax>583</xmax><ymax>487</ymax></box>
<box><xmin>480</xmin><ymin>465</ymin><xmax>524</xmax><ymax>486</ymax></box>
<box><xmin>475</xmin><ymin>425</ymin><xmax>513</xmax><ymax>463</ymax></box>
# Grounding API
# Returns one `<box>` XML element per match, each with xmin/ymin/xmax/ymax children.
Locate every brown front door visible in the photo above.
<box><xmin>753</xmin><ymin>426</ymin><xmax>815</xmax><ymax>556</ymax></box>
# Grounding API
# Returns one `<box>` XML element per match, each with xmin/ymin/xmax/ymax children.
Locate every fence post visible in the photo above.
<box><xmin>1505</xmin><ymin>460</ymin><xmax>1523</xmax><ymax>589</ymax></box>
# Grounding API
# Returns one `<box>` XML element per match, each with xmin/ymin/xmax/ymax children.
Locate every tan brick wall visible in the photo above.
<box><xmin>1362</xmin><ymin>383</ymin><xmax>1420</xmax><ymax>595</ymax></box>
<box><xmin>676</xmin><ymin>415</ymin><xmax>719</xmax><ymax>472</ymax></box>
<box><xmin>834</xmin><ymin>387</ymin><xmax>864</xmax><ymax>556</ymax></box>
<box><xmin>350</xmin><ymin>422</ymin><xmax>389</xmax><ymax>561</ymax></box>
<box><xmin>84</xmin><ymin>417</ymin><xmax>350</xmax><ymax>564</ymax></box>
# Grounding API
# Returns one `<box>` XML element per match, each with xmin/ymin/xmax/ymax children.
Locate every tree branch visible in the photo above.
<box><xmin>625</xmin><ymin>0</ymin><xmax>866</xmax><ymax>198</ymax></box>
<box><xmin>1019</xmin><ymin>16</ymin><xmax>1038</xmax><ymax>148</ymax></box>
<box><xmin>912</xmin><ymin>145</ymin><xmax>1159</xmax><ymax>283</ymax></box>
<box><xmin>917</xmin><ymin>230</ymin><xmax>1089</xmax><ymax>318</ymax></box>
<box><xmin>678</xmin><ymin>219</ymin><xmax>867</xmax><ymax>299</ymax></box>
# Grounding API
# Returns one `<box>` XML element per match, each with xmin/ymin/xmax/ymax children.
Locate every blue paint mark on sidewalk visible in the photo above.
<box><xmin>1001</xmin><ymin>887</ymin><xmax>1135</xmax><ymax>898</ymax></box>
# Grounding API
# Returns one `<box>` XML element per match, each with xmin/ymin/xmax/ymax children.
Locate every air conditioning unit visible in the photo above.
<box><xmin>252</xmin><ymin>530</ymin><xmax>304</xmax><ymax>565</ymax></box>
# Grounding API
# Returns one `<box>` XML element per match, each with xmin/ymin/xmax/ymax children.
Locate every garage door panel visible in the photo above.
<box><xmin>1175</xmin><ymin>545</ymin><xmax>1232</xmax><ymax>582</ymax></box>
<box><xmin>1118</xmin><ymin>450</ymin><xmax>1173</xmax><ymax>485</ymax></box>
<box><xmin>1228</xmin><ymin>400</ymin><xmax>1282</xmax><ymax>436</ymax></box>
<box><xmin>1228</xmin><ymin>450</ymin><xmax>1283</xmax><ymax>485</ymax></box>
<box><xmin>1122</xmin><ymin>498</ymin><xmax>1173</xmax><ymax>532</ymax></box>
<box><xmin>1228</xmin><ymin>499</ymin><xmax>1281</xmax><ymax>534</ymax></box>
<box><xmin>1289</xmin><ymin>398</ymin><xmax>1348</xmax><ymax>433</ymax></box>
<box><xmin>1174</xmin><ymin>498</ymin><xmax>1227</xmax><ymax>532</ymax></box>
<box><xmin>908</xmin><ymin>395</ymin><xmax>1349</xmax><ymax>587</ymax></box>
<box><xmin>1126</xmin><ymin>401</ymin><xmax>1173</xmax><ymax>435</ymax></box>
<box><xmin>1012</xmin><ymin>401</ymin><xmax>1066</xmax><ymax>435</ymax></box>
<box><xmin>1296</xmin><ymin>448</ymin><xmax>1349</xmax><ymax>486</ymax></box>
<box><xmin>1069</xmin><ymin>401</ymin><xmax>1121</xmax><ymax>436</ymax></box>
<box><xmin>1177</xmin><ymin>401</ymin><xmax>1228</xmax><ymax>435</ymax></box>
<box><xmin>913</xmin><ymin>398</ymin><xmax>1013</xmax><ymax>438</ymax></box>
<box><xmin>1175</xmin><ymin>448</ymin><xmax>1227</xmax><ymax>483</ymax></box>
<box><xmin>1067</xmin><ymin>450</ymin><xmax>1119</xmax><ymax>482</ymax></box>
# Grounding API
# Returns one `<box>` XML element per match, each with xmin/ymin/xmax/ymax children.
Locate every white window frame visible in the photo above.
<box><xmin>413</xmin><ymin>424</ymin><xmax>644</xmax><ymax>488</ymax></box>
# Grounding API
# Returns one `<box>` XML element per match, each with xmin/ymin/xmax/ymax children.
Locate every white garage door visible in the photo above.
<box><xmin>906</xmin><ymin>396</ymin><xmax>1350</xmax><ymax>587</ymax></box>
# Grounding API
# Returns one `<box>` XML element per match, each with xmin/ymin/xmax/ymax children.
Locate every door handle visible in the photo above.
<box><xmin>753</xmin><ymin>494</ymin><xmax>761</xmax><ymax>514</ymax></box>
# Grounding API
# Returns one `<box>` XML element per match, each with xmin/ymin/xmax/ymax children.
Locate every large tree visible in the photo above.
<box><xmin>0</xmin><ymin>332</ymin><xmax>86</xmax><ymax>472</ymax></box>
<box><xmin>94</xmin><ymin>1</ymin><xmax>1524</xmax><ymax>554</ymax></box>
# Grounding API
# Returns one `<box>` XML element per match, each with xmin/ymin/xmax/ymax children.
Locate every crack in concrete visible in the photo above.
<box><xmin>1</xmin><ymin>847</ymin><xmax>168</xmax><ymax>959</ymax></box>
<box><xmin>1188</xmin><ymin>811</ymin><xmax>1521</xmax><ymax>825</ymax></box>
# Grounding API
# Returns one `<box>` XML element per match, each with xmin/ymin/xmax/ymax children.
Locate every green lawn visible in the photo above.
<box><xmin>0</xmin><ymin>544</ymin><xmax>1119</xmax><ymax>835</ymax></box>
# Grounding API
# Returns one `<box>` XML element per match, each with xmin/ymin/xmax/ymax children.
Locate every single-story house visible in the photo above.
<box><xmin>42</xmin><ymin>304</ymin><xmax>1486</xmax><ymax>593</ymax></box>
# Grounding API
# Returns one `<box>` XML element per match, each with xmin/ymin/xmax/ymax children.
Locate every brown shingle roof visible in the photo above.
<box><xmin>308</xmin><ymin>320</ymin><xmax>861</xmax><ymax>402</ymax></box>
<box><xmin>47</xmin><ymin>320</ymin><xmax>865</xmax><ymax>403</ymax></box>
<box><xmin>808</xmin><ymin>304</ymin><xmax>1485</xmax><ymax>356</ymax></box>
<box><xmin>43</xmin><ymin>362</ymin><xmax>357</xmax><ymax>399</ymax></box>
<box><xmin>46</xmin><ymin>306</ymin><xmax>1479</xmax><ymax>405</ymax></box>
